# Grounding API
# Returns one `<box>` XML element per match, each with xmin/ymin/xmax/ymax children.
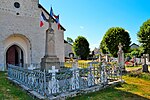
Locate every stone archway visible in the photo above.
<box><xmin>4</xmin><ymin>34</ymin><xmax>31</xmax><ymax>69</ymax></box>
<box><xmin>6</xmin><ymin>45</ymin><xmax>24</xmax><ymax>67</ymax></box>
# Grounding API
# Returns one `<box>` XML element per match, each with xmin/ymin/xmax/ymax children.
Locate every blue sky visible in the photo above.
<box><xmin>39</xmin><ymin>0</ymin><xmax>150</xmax><ymax>50</ymax></box>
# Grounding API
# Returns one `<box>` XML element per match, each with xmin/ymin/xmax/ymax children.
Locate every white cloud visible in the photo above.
<box><xmin>80</xmin><ymin>26</ymin><xmax>84</xmax><ymax>29</ymax></box>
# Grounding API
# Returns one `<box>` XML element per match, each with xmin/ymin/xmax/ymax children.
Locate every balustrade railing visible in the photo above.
<box><xmin>7</xmin><ymin>62</ymin><xmax>122</xmax><ymax>98</ymax></box>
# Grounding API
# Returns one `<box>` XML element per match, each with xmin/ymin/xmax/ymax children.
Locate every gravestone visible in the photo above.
<box><xmin>41</xmin><ymin>14</ymin><xmax>60</xmax><ymax>71</ymax></box>
<box><xmin>117</xmin><ymin>43</ymin><xmax>125</xmax><ymax>71</ymax></box>
<box><xmin>142</xmin><ymin>54</ymin><xmax>149</xmax><ymax>73</ymax></box>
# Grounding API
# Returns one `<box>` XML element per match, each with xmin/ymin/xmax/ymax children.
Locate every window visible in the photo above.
<box><xmin>14</xmin><ymin>2</ymin><xmax>20</xmax><ymax>8</ymax></box>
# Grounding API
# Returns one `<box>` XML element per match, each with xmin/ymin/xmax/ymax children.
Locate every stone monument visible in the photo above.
<box><xmin>41</xmin><ymin>15</ymin><xmax>60</xmax><ymax>71</ymax></box>
<box><xmin>142</xmin><ymin>54</ymin><xmax>149</xmax><ymax>72</ymax></box>
<box><xmin>117</xmin><ymin>43</ymin><xmax>125</xmax><ymax>71</ymax></box>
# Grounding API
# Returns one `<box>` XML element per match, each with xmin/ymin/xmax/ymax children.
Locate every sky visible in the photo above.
<box><xmin>39</xmin><ymin>0</ymin><xmax>150</xmax><ymax>50</ymax></box>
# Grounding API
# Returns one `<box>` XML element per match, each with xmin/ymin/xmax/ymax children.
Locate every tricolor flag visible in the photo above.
<box><xmin>50</xmin><ymin>7</ymin><xmax>58</xmax><ymax>19</ymax></box>
<box><xmin>40</xmin><ymin>12</ymin><xmax>48</xmax><ymax>27</ymax></box>
<box><xmin>55</xmin><ymin>15</ymin><xmax>60</xmax><ymax>30</ymax></box>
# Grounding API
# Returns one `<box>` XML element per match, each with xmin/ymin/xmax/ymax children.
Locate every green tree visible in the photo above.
<box><xmin>100</xmin><ymin>27</ymin><xmax>131</xmax><ymax>57</ymax></box>
<box><xmin>137</xmin><ymin>19</ymin><xmax>150</xmax><ymax>54</ymax></box>
<box><xmin>100</xmin><ymin>40</ymin><xmax>108</xmax><ymax>54</ymax></box>
<box><xmin>73</xmin><ymin>36</ymin><xmax>90</xmax><ymax>60</ymax></box>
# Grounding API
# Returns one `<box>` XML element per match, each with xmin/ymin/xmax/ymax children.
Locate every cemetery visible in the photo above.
<box><xmin>0</xmin><ymin>0</ymin><xmax>150</xmax><ymax>100</ymax></box>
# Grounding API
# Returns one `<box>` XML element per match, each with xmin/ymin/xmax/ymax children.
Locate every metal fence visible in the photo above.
<box><xmin>7</xmin><ymin>62</ymin><xmax>122</xmax><ymax>98</ymax></box>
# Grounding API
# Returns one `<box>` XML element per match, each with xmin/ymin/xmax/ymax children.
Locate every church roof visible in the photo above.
<box><xmin>38</xmin><ymin>4</ymin><xmax>66</xmax><ymax>31</ymax></box>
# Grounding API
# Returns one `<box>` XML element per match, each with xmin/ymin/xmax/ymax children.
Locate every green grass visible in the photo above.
<box><xmin>0</xmin><ymin>71</ymin><xmax>35</xmax><ymax>100</ymax></box>
<box><xmin>68</xmin><ymin>74</ymin><xmax>150</xmax><ymax>100</ymax></box>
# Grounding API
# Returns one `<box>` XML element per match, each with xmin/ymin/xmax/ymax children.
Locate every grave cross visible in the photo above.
<box><xmin>48</xmin><ymin>66</ymin><xmax>59</xmax><ymax>94</ymax></box>
<box><xmin>48</xmin><ymin>66</ymin><xmax>58</xmax><ymax>76</ymax></box>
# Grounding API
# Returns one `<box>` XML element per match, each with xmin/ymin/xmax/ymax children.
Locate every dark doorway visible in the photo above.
<box><xmin>6</xmin><ymin>45</ymin><xmax>24</xmax><ymax>68</ymax></box>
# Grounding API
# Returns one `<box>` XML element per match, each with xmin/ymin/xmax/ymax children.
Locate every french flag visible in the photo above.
<box><xmin>40</xmin><ymin>12</ymin><xmax>48</xmax><ymax>27</ymax></box>
<box><xmin>55</xmin><ymin>15</ymin><xmax>60</xmax><ymax>30</ymax></box>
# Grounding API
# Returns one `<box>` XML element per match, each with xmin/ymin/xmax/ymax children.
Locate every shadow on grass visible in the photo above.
<box><xmin>0</xmin><ymin>71</ymin><xmax>35</xmax><ymax>100</ymax></box>
<box><xmin>67</xmin><ymin>83</ymin><xmax>150</xmax><ymax>100</ymax></box>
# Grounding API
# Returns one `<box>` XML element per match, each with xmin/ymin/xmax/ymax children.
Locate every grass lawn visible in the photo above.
<box><xmin>0</xmin><ymin>71</ymin><xmax>35</xmax><ymax>100</ymax></box>
<box><xmin>68</xmin><ymin>75</ymin><xmax>150</xmax><ymax>100</ymax></box>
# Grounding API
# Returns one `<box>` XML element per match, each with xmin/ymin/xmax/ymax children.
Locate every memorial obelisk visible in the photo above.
<box><xmin>41</xmin><ymin>14</ymin><xmax>60</xmax><ymax>71</ymax></box>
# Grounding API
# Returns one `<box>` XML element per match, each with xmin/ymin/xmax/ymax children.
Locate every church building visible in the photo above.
<box><xmin>0</xmin><ymin>0</ymin><xmax>66</xmax><ymax>71</ymax></box>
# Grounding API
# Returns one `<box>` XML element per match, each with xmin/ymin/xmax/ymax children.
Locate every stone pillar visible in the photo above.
<box><xmin>41</xmin><ymin>16</ymin><xmax>60</xmax><ymax>71</ymax></box>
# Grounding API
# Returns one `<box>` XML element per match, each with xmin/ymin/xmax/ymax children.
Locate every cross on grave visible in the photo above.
<box><xmin>48</xmin><ymin>66</ymin><xmax>59</xmax><ymax>94</ymax></box>
<box><xmin>49</xmin><ymin>66</ymin><xmax>58</xmax><ymax>75</ymax></box>
<box><xmin>117</xmin><ymin>43</ymin><xmax>125</xmax><ymax>71</ymax></box>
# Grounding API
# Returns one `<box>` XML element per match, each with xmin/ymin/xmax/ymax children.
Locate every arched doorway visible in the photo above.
<box><xmin>6</xmin><ymin>45</ymin><xmax>24</xmax><ymax>67</ymax></box>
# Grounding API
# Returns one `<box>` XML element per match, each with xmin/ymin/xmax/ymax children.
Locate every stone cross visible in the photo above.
<box><xmin>48</xmin><ymin>66</ymin><xmax>59</xmax><ymax>94</ymax></box>
<box><xmin>117</xmin><ymin>43</ymin><xmax>125</xmax><ymax>70</ymax></box>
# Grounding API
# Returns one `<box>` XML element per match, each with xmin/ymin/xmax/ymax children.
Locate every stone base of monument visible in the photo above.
<box><xmin>142</xmin><ymin>64</ymin><xmax>149</xmax><ymax>73</ymax></box>
<box><xmin>40</xmin><ymin>56</ymin><xmax>60</xmax><ymax>71</ymax></box>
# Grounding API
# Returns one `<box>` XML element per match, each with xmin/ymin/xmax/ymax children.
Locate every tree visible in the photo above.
<box><xmin>100</xmin><ymin>27</ymin><xmax>131</xmax><ymax>57</ymax></box>
<box><xmin>73</xmin><ymin>36</ymin><xmax>90</xmax><ymax>60</ymax></box>
<box><xmin>137</xmin><ymin>19</ymin><xmax>150</xmax><ymax>54</ymax></box>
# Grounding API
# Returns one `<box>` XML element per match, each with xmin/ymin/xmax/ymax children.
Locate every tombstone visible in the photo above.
<box><xmin>142</xmin><ymin>54</ymin><xmax>149</xmax><ymax>73</ymax></box>
<box><xmin>117</xmin><ymin>43</ymin><xmax>125</xmax><ymax>71</ymax></box>
<box><xmin>48</xmin><ymin>66</ymin><xmax>59</xmax><ymax>94</ymax></box>
<box><xmin>41</xmin><ymin>14</ymin><xmax>60</xmax><ymax>71</ymax></box>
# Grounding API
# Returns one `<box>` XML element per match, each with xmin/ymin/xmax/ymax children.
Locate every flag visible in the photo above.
<box><xmin>50</xmin><ymin>7</ymin><xmax>61</xmax><ymax>30</ymax></box>
<box><xmin>40</xmin><ymin>11</ymin><xmax>47</xmax><ymax>27</ymax></box>
<box><xmin>50</xmin><ymin>7</ymin><xmax>53</xmax><ymax>17</ymax></box>
<box><xmin>50</xmin><ymin>7</ymin><xmax>58</xmax><ymax>18</ymax></box>
<box><xmin>55</xmin><ymin>15</ymin><xmax>60</xmax><ymax>30</ymax></box>
<box><xmin>41</xmin><ymin>12</ymin><xmax>48</xmax><ymax>22</ymax></box>
<box><xmin>40</xmin><ymin>16</ymin><xmax>44</xmax><ymax>27</ymax></box>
